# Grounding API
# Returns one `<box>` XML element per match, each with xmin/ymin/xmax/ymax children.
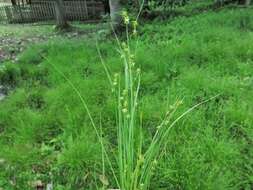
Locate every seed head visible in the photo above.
<box><xmin>121</xmin><ymin>11</ymin><xmax>130</xmax><ymax>25</ymax></box>
<box><xmin>114</xmin><ymin>73</ymin><xmax>119</xmax><ymax>78</ymax></box>
<box><xmin>122</xmin><ymin>108</ymin><xmax>128</xmax><ymax>113</ymax></box>
<box><xmin>132</xmin><ymin>20</ymin><xmax>138</xmax><ymax>28</ymax></box>
<box><xmin>139</xmin><ymin>154</ymin><xmax>144</xmax><ymax>163</ymax></box>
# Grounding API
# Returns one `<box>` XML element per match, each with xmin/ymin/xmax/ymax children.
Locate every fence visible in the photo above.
<box><xmin>0</xmin><ymin>6</ymin><xmax>8</xmax><ymax>23</ymax></box>
<box><xmin>0</xmin><ymin>0</ymin><xmax>105</xmax><ymax>24</ymax></box>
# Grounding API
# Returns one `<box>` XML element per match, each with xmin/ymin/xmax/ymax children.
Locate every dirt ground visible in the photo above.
<box><xmin>0</xmin><ymin>34</ymin><xmax>50</xmax><ymax>62</ymax></box>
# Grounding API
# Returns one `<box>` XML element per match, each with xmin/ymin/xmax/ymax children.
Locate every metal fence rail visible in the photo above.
<box><xmin>0</xmin><ymin>0</ymin><xmax>104</xmax><ymax>24</ymax></box>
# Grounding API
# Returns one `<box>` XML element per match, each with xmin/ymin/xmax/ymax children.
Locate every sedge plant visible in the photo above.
<box><xmin>98</xmin><ymin>11</ymin><xmax>219</xmax><ymax>190</ymax></box>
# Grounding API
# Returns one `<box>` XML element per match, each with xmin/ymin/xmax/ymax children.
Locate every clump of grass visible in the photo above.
<box><xmin>0</xmin><ymin>62</ymin><xmax>21</xmax><ymax>87</ymax></box>
<box><xmin>46</xmin><ymin>11</ymin><xmax>218</xmax><ymax>190</ymax></box>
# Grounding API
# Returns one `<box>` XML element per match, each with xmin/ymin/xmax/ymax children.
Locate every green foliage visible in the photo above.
<box><xmin>0</xmin><ymin>62</ymin><xmax>21</xmax><ymax>87</ymax></box>
<box><xmin>0</xmin><ymin>7</ymin><xmax>253</xmax><ymax>189</ymax></box>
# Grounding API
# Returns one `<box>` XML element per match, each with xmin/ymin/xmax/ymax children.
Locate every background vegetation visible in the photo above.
<box><xmin>0</xmin><ymin>1</ymin><xmax>253</xmax><ymax>189</ymax></box>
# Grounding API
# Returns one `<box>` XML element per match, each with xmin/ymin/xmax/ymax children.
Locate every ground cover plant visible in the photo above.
<box><xmin>0</xmin><ymin>5</ymin><xmax>253</xmax><ymax>190</ymax></box>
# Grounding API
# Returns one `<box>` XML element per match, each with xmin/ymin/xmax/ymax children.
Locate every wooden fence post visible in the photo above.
<box><xmin>4</xmin><ymin>6</ymin><xmax>12</xmax><ymax>23</ymax></box>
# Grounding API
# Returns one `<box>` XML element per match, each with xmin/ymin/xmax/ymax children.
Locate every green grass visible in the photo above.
<box><xmin>0</xmin><ymin>24</ymin><xmax>54</xmax><ymax>37</ymax></box>
<box><xmin>0</xmin><ymin>23</ymin><xmax>107</xmax><ymax>37</ymax></box>
<box><xmin>0</xmin><ymin>7</ymin><xmax>253</xmax><ymax>190</ymax></box>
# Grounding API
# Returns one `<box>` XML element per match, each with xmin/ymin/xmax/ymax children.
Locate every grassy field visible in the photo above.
<box><xmin>0</xmin><ymin>24</ymin><xmax>54</xmax><ymax>37</ymax></box>
<box><xmin>0</xmin><ymin>23</ymin><xmax>106</xmax><ymax>37</ymax></box>
<box><xmin>0</xmin><ymin>7</ymin><xmax>253</xmax><ymax>190</ymax></box>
